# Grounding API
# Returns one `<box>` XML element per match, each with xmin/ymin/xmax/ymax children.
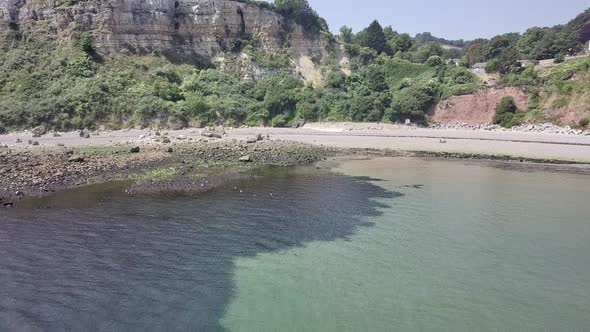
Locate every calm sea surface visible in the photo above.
<box><xmin>1</xmin><ymin>158</ymin><xmax>590</xmax><ymax>331</ymax></box>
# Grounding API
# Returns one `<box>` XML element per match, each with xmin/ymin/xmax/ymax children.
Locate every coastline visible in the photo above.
<box><xmin>2</xmin><ymin>124</ymin><xmax>590</xmax><ymax>207</ymax></box>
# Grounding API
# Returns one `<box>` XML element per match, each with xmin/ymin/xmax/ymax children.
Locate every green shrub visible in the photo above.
<box><xmin>485</xmin><ymin>59</ymin><xmax>501</xmax><ymax>73</ymax></box>
<box><xmin>580</xmin><ymin>118</ymin><xmax>590</xmax><ymax>128</ymax></box>
<box><xmin>173</xmin><ymin>95</ymin><xmax>213</xmax><ymax>123</ymax></box>
<box><xmin>493</xmin><ymin>96</ymin><xmax>521</xmax><ymax>128</ymax></box>
<box><xmin>77</xmin><ymin>33</ymin><xmax>94</xmax><ymax>53</ymax></box>
<box><xmin>554</xmin><ymin>54</ymin><xmax>565</xmax><ymax>64</ymax></box>
<box><xmin>274</xmin><ymin>0</ymin><xmax>328</xmax><ymax>34</ymax></box>
<box><xmin>66</xmin><ymin>54</ymin><xmax>95</xmax><ymax>77</ymax></box>
<box><xmin>425</xmin><ymin>55</ymin><xmax>443</xmax><ymax>67</ymax></box>
<box><xmin>271</xmin><ymin>113</ymin><xmax>288</xmax><ymax>127</ymax></box>
<box><xmin>388</xmin><ymin>85</ymin><xmax>435</xmax><ymax>125</ymax></box>
<box><xmin>496</xmin><ymin>96</ymin><xmax>518</xmax><ymax>114</ymax></box>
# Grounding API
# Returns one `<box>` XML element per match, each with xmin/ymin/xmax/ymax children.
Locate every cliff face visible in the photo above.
<box><xmin>0</xmin><ymin>0</ymin><xmax>334</xmax><ymax>73</ymax></box>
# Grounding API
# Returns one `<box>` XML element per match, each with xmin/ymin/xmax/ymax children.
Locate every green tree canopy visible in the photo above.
<box><xmin>388</xmin><ymin>33</ymin><xmax>413</xmax><ymax>54</ymax></box>
<box><xmin>383</xmin><ymin>25</ymin><xmax>398</xmax><ymax>40</ymax></box>
<box><xmin>359</xmin><ymin>20</ymin><xmax>389</xmax><ymax>55</ymax></box>
<box><xmin>465</xmin><ymin>43</ymin><xmax>485</xmax><ymax>66</ymax></box>
<box><xmin>339</xmin><ymin>25</ymin><xmax>354</xmax><ymax>44</ymax></box>
<box><xmin>274</xmin><ymin>0</ymin><xmax>327</xmax><ymax>33</ymax></box>
<box><xmin>484</xmin><ymin>35</ymin><xmax>515</xmax><ymax>60</ymax></box>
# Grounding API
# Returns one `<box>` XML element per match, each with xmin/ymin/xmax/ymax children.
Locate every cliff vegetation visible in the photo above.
<box><xmin>0</xmin><ymin>1</ymin><xmax>589</xmax><ymax>131</ymax></box>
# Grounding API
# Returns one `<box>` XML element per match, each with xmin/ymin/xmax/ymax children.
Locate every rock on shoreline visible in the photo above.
<box><xmin>431</xmin><ymin>122</ymin><xmax>590</xmax><ymax>136</ymax></box>
<box><xmin>0</xmin><ymin>140</ymin><xmax>336</xmax><ymax>205</ymax></box>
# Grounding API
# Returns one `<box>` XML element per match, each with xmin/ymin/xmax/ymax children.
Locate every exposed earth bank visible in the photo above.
<box><xmin>432</xmin><ymin>87</ymin><xmax>529</xmax><ymax>125</ymax></box>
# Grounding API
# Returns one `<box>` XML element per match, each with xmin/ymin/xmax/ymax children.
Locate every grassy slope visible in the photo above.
<box><xmin>514</xmin><ymin>58</ymin><xmax>590</xmax><ymax>126</ymax></box>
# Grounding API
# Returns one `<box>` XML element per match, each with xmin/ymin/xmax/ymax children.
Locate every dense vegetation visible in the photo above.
<box><xmin>0</xmin><ymin>0</ymin><xmax>588</xmax><ymax>131</ymax></box>
<box><xmin>338</xmin><ymin>8</ymin><xmax>590</xmax><ymax>128</ymax></box>
<box><xmin>341</xmin><ymin>9</ymin><xmax>589</xmax><ymax>72</ymax></box>
<box><xmin>0</xmin><ymin>1</ymin><xmax>480</xmax><ymax>131</ymax></box>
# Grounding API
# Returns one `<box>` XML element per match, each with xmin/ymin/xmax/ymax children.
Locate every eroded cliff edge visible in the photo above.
<box><xmin>0</xmin><ymin>0</ymin><xmax>341</xmax><ymax>82</ymax></box>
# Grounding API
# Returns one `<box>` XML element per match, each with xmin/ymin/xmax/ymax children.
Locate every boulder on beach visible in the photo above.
<box><xmin>202</xmin><ymin>131</ymin><xmax>222</xmax><ymax>139</ymax></box>
<box><xmin>32</xmin><ymin>125</ymin><xmax>47</xmax><ymax>136</ymax></box>
<box><xmin>239</xmin><ymin>155</ymin><xmax>252</xmax><ymax>162</ymax></box>
<box><xmin>68</xmin><ymin>155</ymin><xmax>85</xmax><ymax>163</ymax></box>
<box><xmin>292</xmin><ymin>119</ymin><xmax>305</xmax><ymax>129</ymax></box>
<box><xmin>79</xmin><ymin>128</ymin><xmax>91</xmax><ymax>139</ymax></box>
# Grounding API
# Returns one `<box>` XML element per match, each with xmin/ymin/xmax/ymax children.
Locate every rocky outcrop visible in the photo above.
<box><xmin>432</xmin><ymin>87</ymin><xmax>529</xmax><ymax>125</ymax></box>
<box><xmin>0</xmin><ymin>0</ymin><xmax>335</xmax><ymax>73</ymax></box>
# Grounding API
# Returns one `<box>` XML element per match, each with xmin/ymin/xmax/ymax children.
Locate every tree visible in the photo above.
<box><xmin>484</xmin><ymin>35</ymin><xmax>514</xmax><ymax>60</ymax></box>
<box><xmin>388</xmin><ymin>33</ymin><xmax>413</xmax><ymax>53</ymax></box>
<box><xmin>383</xmin><ymin>25</ymin><xmax>398</xmax><ymax>40</ymax></box>
<box><xmin>493</xmin><ymin>96</ymin><xmax>520</xmax><ymax>127</ymax></box>
<box><xmin>414</xmin><ymin>32</ymin><xmax>436</xmax><ymax>45</ymax></box>
<box><xmin>413</xmin><ymin>43</ymin><xmax>443</xmax><ymax>64</ymax></box>
<box><xmin>518</xmin><ymin>27</ymin><xmax>546</xmax><ymax>59</ymax></box>
<box><xmin>465</xmin><ymin>43</ymin><xmax>485</xmax><ymax>66</ymax></box>
<box><xmin>581</xmin><ymin>23</ymin><xmax>590</xmax><ymax>43</ymax></box>
<box><xmin>387</xmin><ymin>85</ymin><xmax>435</xmax><ymax>124</ymax></box>
<box><xmin>360</xmin><ymin>20</ymin><xmax>388</xmax><ymax>54</ymax></box>
<box><xmin>78</xmin><ymin>33</ymin><xmax>94</xmax><ymax>54</ymax></box>
<box><xmin>426</xmin><ymin>55</ymin><xmax>443</xmax><ymax>67</ymax></box>
<box><xmin>360</xmin><ymin>64</ymin><xmax>388</xmax><ymax>92</ymax></box>
<box><xmin>497</xmin><ymin>47</ymin><xmax>520</xmax><ymax>75</ymax></box>
<box><xmin>339</xmin><ymin>25</ymin><xmax>354</xmax><ymax>44</ymax></box>
<box><xmin>274</xmin><ymin>0</ymin><xmax>327</xmax><ymax>33</ymax></box>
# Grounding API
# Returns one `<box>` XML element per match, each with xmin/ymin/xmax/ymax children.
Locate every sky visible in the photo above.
<box><xmin>304</xmin><ymin>0</ymin><xmax>589</xmax><ymax>40</ymax></box>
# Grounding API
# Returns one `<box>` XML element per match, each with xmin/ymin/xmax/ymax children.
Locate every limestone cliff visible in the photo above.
<box><xmin>0</xmin><ymin>0</ymin><xmax>338</xmax><ymax>81</ymax></box>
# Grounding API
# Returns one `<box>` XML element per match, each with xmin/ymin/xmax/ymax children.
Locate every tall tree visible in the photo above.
<box><xmin>484</xmin><ymin>35</ymin><xmax>514</xmax><ymax>60</ymax></box>
<box><xmin>388</xmin><ymin>33</ymin><xmax>413</xmax><ymax>53</ymax></box>
<box><xmin>465</xmin><ymin>43</ymin><xmax>485</xmax><ymax>66</ymax></box>
<box><xmin>383</xmin><ymin>25</ymin><xmax>398</xmax><ymax>40</ymax></box>
<box><xmin>339</xmin><ymin>25</ymin><xmax>354</xmax><ymax>44</ymax></box>
<box><xmin>361</xmin><ymin>20</ymin><xmax>388</xmax><ymax>54</ymax></box>
<box><xmin>518</xmin><ymin>27</ymin><xmax>547</xmax><ymax>59</ymax></box>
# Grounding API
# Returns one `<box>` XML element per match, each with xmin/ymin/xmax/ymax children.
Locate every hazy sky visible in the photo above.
<box><xmin>304</xmin><ymin>0</ymin><xmax>589</xmax><ymax>40</ymax></box>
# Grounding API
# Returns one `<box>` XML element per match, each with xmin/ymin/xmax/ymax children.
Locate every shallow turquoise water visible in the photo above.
<box><xmin>1</xmin><ymin>158</ymin><xmax>590</xmax><ymax>331</ymax></box>
<box><xmin>222</xmin><ymin>158</ymin><xmax>590</xmax><ymax>331</ymax></box>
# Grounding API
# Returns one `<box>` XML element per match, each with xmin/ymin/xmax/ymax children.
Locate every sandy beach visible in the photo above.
<box><xmin>2</xmin><ymin>123</ymin><xmax>589</xmax><ymax>163</ymax></box>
